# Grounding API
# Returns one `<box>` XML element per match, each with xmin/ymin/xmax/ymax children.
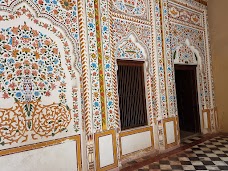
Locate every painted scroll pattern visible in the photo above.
<box><xmin>0</xmin><ymin>101</ymin><xmax>70</xmax><ymax>146</ymax></box>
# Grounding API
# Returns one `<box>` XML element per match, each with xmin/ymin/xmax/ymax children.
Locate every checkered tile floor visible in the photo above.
<box><xmin>181</xmin><ymin>134</ymin><xmax>203</xmax><ymax>145</ymax></box>
<box><xmin>136</xmin><ymin>136</ymin><xmax>228</xmax><ymax>171</ymax></box>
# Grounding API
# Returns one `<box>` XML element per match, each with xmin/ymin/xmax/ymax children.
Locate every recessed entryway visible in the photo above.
<box><xmin>174</xmin><ymin>65</ymin><xmax>201</xmax><ymax>139</ymax></box>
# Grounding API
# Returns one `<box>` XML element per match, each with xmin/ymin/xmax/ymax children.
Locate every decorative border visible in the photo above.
<box><xmin>202</xmin><ymin>109</ymin><xmax>211</xmax><ymax>131</ymax></box>
<box><xmin>119</xmin><ymin>126</ymin><xmax>154</xmax><ymax>159</ymax></box>
<box><xmin>0</xmin><ymin>135</ymin><xmax>82</xmax><ymax>171</ymax></box>
<box><xmin>94</xmin><ymin>0</ymin><xmax>107</xmax><ymax>131</ymax></box>
<box><xmin>111</xmin><ymin>12</ymin><xmax>151</xmax><ymax>26</ymax></box>
<box><xmin>95</xmin><ymin>129</ymin><xmax>118</xmax><ymax>171</ymax></box>
<box><xmin>163</xmin><ymin>117</ymin><xmax>178</xmax><ymax>149</ymax></box>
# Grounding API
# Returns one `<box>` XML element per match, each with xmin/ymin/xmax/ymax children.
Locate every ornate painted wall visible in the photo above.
<box><xmin>0</xmin><ymin>0</ymin><xmax>84</xmax><ymax>170</ymax></box>
<box><xmin>0</xmin><ymin>0</ymin><xmax>215</xmax><ymax>170</ymax></box>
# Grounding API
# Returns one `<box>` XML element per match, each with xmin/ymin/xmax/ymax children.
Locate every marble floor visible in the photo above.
<box><xmin>121</xmin><ymin>133</ymin><xmax>228</xmax><ymax>171</ymax></box>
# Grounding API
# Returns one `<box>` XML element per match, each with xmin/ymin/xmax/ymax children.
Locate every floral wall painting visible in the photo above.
<box><xmin>0</xmin><ymin>0</ymin><xmax>216</xmax><ymax>170</ymax></box>
<box><xmin>0</xmin><ymin>1</ymin><xmax>81</xmax><ymax>151</ymax></box>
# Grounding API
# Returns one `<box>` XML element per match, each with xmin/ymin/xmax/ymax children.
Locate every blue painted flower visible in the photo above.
<box><xmin>9</xmin><ymin>37</ymin><xmax>12</xmax><ymax>45</ymax></box>
<box><xmin>46</xmin><ymin>6</ymin><xmax>51</xmax><ymax>12</ymax></box>
<box><xmin>108</xmin><ymin>101</ymin><xmax>113</xmax><ymax>106</ymax></box>
<box><xmin>47</xmin><ymin>66</ymin><xmax>53</xmax><ymax>72</ymax></box>
<box><xmin>103</xmin><ymin>26</ymin><xmax>108</xmax><ymax>32</ymax></box>
<box><xmin>53</xmin><ymin>58</ymin><xmax>59</xmax><ymax>64</ymax></box>
<box><xmin>34</xmin><ymin>91</ymin><xmax>40</xmax><ymax>96</ymax></box>
<box><xmin>52</xmin><ymin>0</ymin><xmax>57</xmax><ymax>4</ymax></box>
<box><xmin>7</xmin><ymin>58</ymin><xmax>15</xmax><ymax>64</ymax></box>
<box><xmin>74</xmin><ymin>33</ymin><xmax>78</xmax><ymax>39</ymax></box>
<box><xmin>0</xmin><ymin>64</ymin><xmax>4</xmax><ymax>71</ymax></box>
<box><xmin>88</xmin><ymin>23</ymin><xmax>94</xmax><ymax>29</ymax></box>
<box><xmin>94</xmin><ymin>102</ymin><xmax>99</xmax><ymax>107</ymax></box>
<box><xmin>105</xmin><ymin>64</ymin><xmax>110</xmax><ymax>69</ymax></box>
<box><xmin>38</xmin><ymin>60</ymin><xmax>44</xmax><ymax>65</ymax></box>
<box><xmin>91</xmin><ymin>63</ymin><xmax>97</xmax><ymax>68</ymax></box>
<box><xmin>15</xmin><ymin>92</ymin><xmax>22</xmax><ymax>98</ymax></box>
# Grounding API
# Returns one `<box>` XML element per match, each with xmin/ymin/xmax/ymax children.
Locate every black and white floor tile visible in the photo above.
<box><xmin>135</xmin><ymin>136</ymin><xmax>228</xmax><ymax>171</ymax></box>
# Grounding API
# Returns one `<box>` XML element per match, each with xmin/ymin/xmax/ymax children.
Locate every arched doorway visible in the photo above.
<box><xmin>175</xmin><ymin>65</ymin><xmax>200</xmax><ymax>139</ymax></box>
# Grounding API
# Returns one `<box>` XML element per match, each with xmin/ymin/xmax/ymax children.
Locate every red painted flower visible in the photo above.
<box><xmin>2</xmin><ymin>92</ymin><xmax>10</xmax><ymax>99</ymax></box>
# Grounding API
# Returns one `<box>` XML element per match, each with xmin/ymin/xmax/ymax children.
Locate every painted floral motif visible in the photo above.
<box><xmin>60</xmin><ymin>0</ymin><xmax>75</xmax><ymax>10</ymax></box>
<box><xmin>113</xmin><ymin>0</ymin><xmax>148</xmax><ymax>20</ymax></box>
<box><xmin>170</xmin><ymin>23</ymin><xmax>205</xmax><ymax>64</ymax></box>
<box><xmin>178</xmin><ymin>44</ymin><xmax>194</xmax><ymax>64</ymax></box>
<box><xmin>33</xmin><ymin>0</ymin><xmax>81</xmax><ymax>71</ymax></box>
<box><xmin>86</xmin><ymin>0</ymin><xmax>102</xmax><ymax>132</ymax></box>
<box><xmin>72</xmin><ymin>87</ymin><xmax>80</xmax><ymax>132</ymax></box>
<box><xmin>115</xmin><ymin>39</ymin><xmax>144</xmax><ymax>59</ymax></box>
<box><xmin>0</xmin><ymin>24</ymin><xmax>67</xmax><ymax>103</ymax></box>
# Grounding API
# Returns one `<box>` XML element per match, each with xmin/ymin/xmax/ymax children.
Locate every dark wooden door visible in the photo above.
<box><xmin>175</xmin><ymin>65</ymin><xmax>200</xmax><ymax>133</ymax></box>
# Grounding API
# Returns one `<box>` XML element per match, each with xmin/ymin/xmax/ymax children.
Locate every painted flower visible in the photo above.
<box><xmin>0</xmin><ymin>34</ymin><xmax>5</xmax><ymax>40</ymax></box>
<box><xmin>24</xmin><ymin>69</ymin><xmax>30</xmax><ymax>75</ymax></box>
<box><xmin>21</xmin><ymin>24</ymin><xmax>29</xmax><ymax>31</ymax></box>
<box><xmin>12</xmin><ymin>27</ymin><xmax>19</xmax><ymax>35</ymax></box>
<box><xmin>32</xmin><ymin>70</ymin><xmax>38</xmax><ymax>76</ymax></box>
<box><xmin>7</xmin><ymin>58</ymin><xmax>15</xmax><ymax>64</ymax></box>
<box><xmin>22</xmin><ymin>48</ymin><xmax>31</xmax><ymax>53</ymax></box>
<box><xmin>40</xmin><ymin>48</ymin><xmax>46</xmax><ymax>54</ymax></box>
<box><xmin>60</xmin><ymin>0</ymin><xmax>74</xmax><ymax>10</ymax></box>
<box><xmin>9</xmin><ymin>82</ymin><xmax>17</xmax><ymax>90</ymax></box>
<box><xmin>45</xmin><ymin>91</ymin><xmax>51</xmax><ymax>96</ymax></box>
<box><xmin>34</xmin><ymin>91</ymin><xmax>40</xmax><ymax>96</ymax></box>
<box><xmin>38</xmin><ymin>82</ymin><xmax>45</xmax><ymax>89</ymax></box>
<box><xmin>3</xmin><ymin>44</ymin><xmax>11</xmax><ymax>51</ymax></box>
<box><xmin>2</xmin><ymin>92</ymin><xmax>10</xmax><ymax>99</ymax></box>
<box><xmin>53</xmin><ymin>58</ymin><xmax>59</xmax><ymax>64</ymax></box>
<box><xmin>16</xmin><ymin>69</ymin><xmax>22</xmax><ymax>76</ymax></box>
<box><xmin>15</xmin><ymin>92</ymin><xmax>22</xmax><ymax>98</ymax></box>
<box><xmin>23</xmin><ymin>60</ymin><xmax>30</xmax><ymax>66</ymax></box>
<box><xmin>44</xmin><ymin>40</ymin><xmax>51</xmax><ymax>46</ymax></box>
<box><xmin>50</xmin><ymin>83</ymin><xmax>56</xmax><ymax>90</ymax></box>
<box><xmin>12</xmin><ymin>49</ymin><xmax>19</xmax><ymax>58</ymax></box>
<box><xmin>7</xmin><ymin>73</ymin><xmax>13</xmax><ymax>79</ymax></box>
<box><xmin>32</xmin><ymin>63</ymin><xmax>39</xmax><ymax>69</ymax></box>
<box><xmin>59</xmin><ymin>93</ymin><xmax>66</xmax><ymax>99</ymax></box>
<box><xmin>47</xmin><ymin>66</ymin><xmax>53</xmax><ymax>72</ymax></box>
<box><xmin>0</xmin><ymin>64</ymin><xmax>4</xmax><ymax>71</ymax></box>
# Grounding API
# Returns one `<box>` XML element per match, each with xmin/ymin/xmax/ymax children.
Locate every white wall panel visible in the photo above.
<box><xmin>99</xmin><ymin>134</ymin><xmax>114</xmax><ymax>168</ymax></box>
<box><xmin>166</xmin><ymin>121</ymin><xmax>175</xmax><ymax>144</ymax></box>
<box><xmin>0</xmin><ymin>140</ymin><xmax>77</xmax><ymax>171</ymax></box>
<box><xmin>121</xmin><ymin>131</ymin><xmax>152</xmax><ymax>156</ymax></box>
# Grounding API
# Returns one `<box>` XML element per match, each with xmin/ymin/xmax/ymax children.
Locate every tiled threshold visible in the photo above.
<box><xmin>120</xmin><ymin>132</ymin><xmax>228</xmax><ymax>171</ymax></box>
